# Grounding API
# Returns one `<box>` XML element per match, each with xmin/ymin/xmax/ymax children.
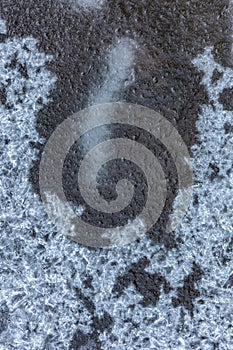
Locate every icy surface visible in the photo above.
<box><xmin>68</xmin><ymin>0</ymin><xmax>105</xmax><ymax>10</ymax></box>
<box><xmin>44</xmin><ymin>192</ymin><xmax>84</xmax><ymax>238</ymax></box>
<box><xmin>89</xmin><ymin>37</ymin><xmax>136</xmax><ymax>105</ymax></box>
<box><xmin>0</xmin><ymin>18</ymin><xmax>7</xmax><ymax>34</ymax></box>
<box><xmin>0</xmin><ymin>13</ymin><xmax>232</xmax><ymax>350</ymax></box>
<box><xmin>101</xmin><ymin>217</ymin><xmax>145</xmax><ymax>246</ymax></box>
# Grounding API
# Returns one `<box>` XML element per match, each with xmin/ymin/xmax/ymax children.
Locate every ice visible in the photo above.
<box><xmin>69</xmin><ymin>0</ymin><xmax>105</xmax><ymax>10</ymax></box>
<box><xmin>101</xmin><ymin>218</ymin><xmax>145</xmax><ymax>246</ymax></box>
<box><xmin>0</xmin><ymin>18</ymin><xmax>7</xmax><ymax>34</ymax></box>
<box><xmin>0</xmin><ymin>13</ymin><xmax>232</xmax><ymax>350</ymax></box>
<box><xmin>89</xmin><ymin>37</ymin><xmax>136</xmax><ymax>105</ymax></box>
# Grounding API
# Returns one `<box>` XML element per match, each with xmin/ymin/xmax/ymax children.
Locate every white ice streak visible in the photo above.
<box><xmin>69</xmin><ymin>0</ymin><xmax>105</xmax><ymax>10</ymax></box>
<box><xmin>89</xmin><ymin>37</ymin><xmax>136</xmax><ymax>105</ymax></box>
<box><xmin>0</xmin><ymin>18</ymin><xmax>7</xmax><ymax>34</ymax></box>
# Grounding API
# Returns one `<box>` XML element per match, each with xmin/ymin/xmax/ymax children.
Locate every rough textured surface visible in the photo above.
<box><xmin>0</xmin><ymin>1</ymin><xmax>233</xmax><ymax>349</ymax></box>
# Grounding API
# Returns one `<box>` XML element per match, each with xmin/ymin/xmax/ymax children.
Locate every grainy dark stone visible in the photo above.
<box><xmin>0</xmin><ymin>1</ymin><xmax>229</xmax><ymax>157</ymax></box>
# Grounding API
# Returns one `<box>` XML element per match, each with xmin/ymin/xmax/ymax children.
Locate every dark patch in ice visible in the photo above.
<box><xmin>223</xmin><ymin>273</ymin><xmax>233</xmax><ymax>288</ymax></box>
<box><xmin>0</xmin><ymin>303</ymin><xmax>9</xmax><ymax>334</ymax></box>
<box><xmin>18</xmin><ymin>62</ymin><xmax>29</xmax><ymax>79</ymax></box>
<box><xmin>6</xmin><ymin>52</ymin><xmax>17</xmax><ymax>69</ymax></box>
<box><xmin>193</xmin><ymin>194</ymin><xmax>199</xmax><ymax>206</ymax></box>
<box><xmin>172</xmin><ymin>262</ymin><xmax>203</xmax><ymax>317</ymax></box>
<box><xmin>112</xmin><ymin>257</ymin><xmax>171</xmax><ymax>306</ymax></box>
<box><xmin>83</xmin><ymin>275</ymin><xmax>94</xmax><ymax>290</ymax></box>
<box><xmin>211</xmin><ymin>68</ymin><xmax>224</xmax><ymax>84</ymax></box>
<box><xmin>219</xmin><ymin>87</ymin><xmax>233</xmax><ymax>110</ymax></box>
<box><xmin>147</xmin><ymin>216</ymin><xmax>179</xmax><ymax>249</ymax></box>
<box><xmin>69</xmin><ymin>329</ymin><xmax>101</xmax><ymax>350</ymax></box>
<box><xmin>70</xmin><ymin>287</ymin><xmax>113</xmax><ymax>349</ymax></box>
<box><xmin>0</xmin><ymin>86</ymin><xmax>7</xmax><ymax>105</ymax></box>
<box><xmin>224</xmin><ymin>121</ymin><xmax>233</xmax><ymax>134</ymax></box>
<box><xmin>208</xmin><ymin>163</ymin><xmax>220</xmax><ymax>181</ymax></box>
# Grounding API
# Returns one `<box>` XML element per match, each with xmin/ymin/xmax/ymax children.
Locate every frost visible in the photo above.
<box><xmin>0</xmin><ymin>18</ymin><xmax>7</xmax><ymax>34</ymax></box>
<box><xmin>44</xmin><ymin>192</ymin><xmax>84</xmax><ymax>238</ymax></box>
<box><xmin>89</xmin><ymin>37</ymin><xmax>136</xmax><ymax>105</ymax></box>
<box><xmin>68</xmin><ymin>0</ymin><xmax>105</xmax><ymax>10</ymax></box>
<box><xmin>93</xmin><ymin>47</ymin><xmax>233</xmax><ymax>350</ymax></box>
<box><xmin>1</xmin><ymin>19</ymin><xmax>232</xmax><ymax>350</ymax></box>
<box><xmin>101</xmin><ymin>217</ymin><xmax>145</xmax><ymax>246</ymax></box>
<box><xmin>0</xmin><ymin>35</ymin><xmax>92</xmax><ymax>349</ymax></box>
<box><xmin>166</xmin><ymin>187</ymin><xmax>193</xmax><ymax>232</ymax></box>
